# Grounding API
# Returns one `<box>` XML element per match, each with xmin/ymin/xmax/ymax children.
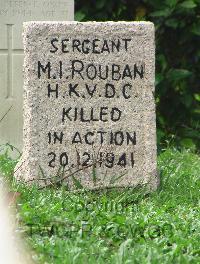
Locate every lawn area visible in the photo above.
<box><xmin>0</xmin><ymin>148</ymin><xmax>200</xmax><ymax>263</ymax></box>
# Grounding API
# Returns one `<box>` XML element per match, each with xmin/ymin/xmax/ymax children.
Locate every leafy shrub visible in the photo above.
<box><xmin>75</xmin><ymin>0</ymin><xmax>200</xmax><ymax>151</ymax></box>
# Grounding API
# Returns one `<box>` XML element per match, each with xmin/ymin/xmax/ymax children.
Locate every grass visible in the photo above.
<box><xmin>0</xmin><ymin>147</ymin><xmax>200</xmax><ymax>263</ymax></box>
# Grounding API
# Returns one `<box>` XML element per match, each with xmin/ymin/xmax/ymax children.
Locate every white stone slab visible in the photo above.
<box><xmin>0</xmin><ymin>0</ymin><xmax>74</xmax><ymax>151</ymax></box>
<box><xmin>15</xmin><ymin>21</ymin><xmax>158</xmax><ymax>190</ymax></box>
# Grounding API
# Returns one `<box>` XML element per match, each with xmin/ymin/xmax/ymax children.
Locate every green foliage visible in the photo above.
<box><xmin>75</xmin><ymin>0</ymin><xmax>200</xmax><ymax>151</ymax></box>
<box><xmin>10</xmin><ymin>149</ymin><xmax>199</xmax><ymax>263</ymax></box>
<box><xmin>0</xmin><ymin>144</ymin><xmax>19</xmax><ymax>182</ymax></box>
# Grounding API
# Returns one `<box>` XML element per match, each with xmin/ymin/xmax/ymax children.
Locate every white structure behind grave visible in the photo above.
<box><xmin>0</xmin><ymin>0</ymin><xmax>74</xmax><ymax>151</ymax></box>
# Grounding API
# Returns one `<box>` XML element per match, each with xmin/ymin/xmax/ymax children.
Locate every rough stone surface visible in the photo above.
<box><xmin>0</xmin><ymin>0</ymin><xmax>74</xmax><ymax>151</ymax></box>
<box><xmin>15</xmin><ymin>21</ymin><xmax>158</xmax><ymax>190</ymax></box>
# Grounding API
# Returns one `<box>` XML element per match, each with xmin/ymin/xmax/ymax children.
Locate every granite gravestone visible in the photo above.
<box><xmin>15</xmin><ymin>21</ymin><xmax>158</xmax><ymax>190</ymax></box>
<box><xmin>0</xmin><ymin>0</ymin><xmax>74</xmax><ymax>151</ymax></box>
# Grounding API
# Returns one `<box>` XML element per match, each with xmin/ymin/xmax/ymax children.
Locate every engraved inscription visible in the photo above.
<box><xmin>14</xmin><ymin>22</ymin><xmax>157</xmax><ymax>190</ymax></box>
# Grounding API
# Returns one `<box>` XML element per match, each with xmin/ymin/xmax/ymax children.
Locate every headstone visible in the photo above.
<box><xmin>15</xmin><ymin>21</ymin><xmax>158</xmax><ymax>190</ymax></box>
<box><xmin>0</xmin><ymin>0</ymin><xmax>74</xmax><ymax>151</ymax></box>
